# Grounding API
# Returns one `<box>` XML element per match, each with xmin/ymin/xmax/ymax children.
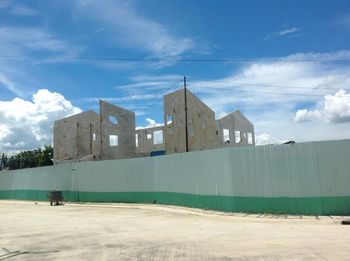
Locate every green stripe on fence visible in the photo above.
<box><xmin>1</xmin><ymin>190</ymin><xmax>350</xmax><ymax>215</ymax></box>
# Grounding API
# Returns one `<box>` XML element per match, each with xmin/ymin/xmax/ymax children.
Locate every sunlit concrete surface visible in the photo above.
<box><xmin>0</xmin><ymin>200</ymin><xmax>349</xmax><ymax>260</ymax></box>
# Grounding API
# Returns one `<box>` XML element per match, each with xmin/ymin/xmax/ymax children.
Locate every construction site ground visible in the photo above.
<box><xmin>0</xmin><ymin>200</ymin><xmax>349</xmax><ymax>260</ymax></box>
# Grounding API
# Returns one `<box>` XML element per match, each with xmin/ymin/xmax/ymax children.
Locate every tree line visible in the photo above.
<box><xmin>0</xmin><ymin>145</ymin><xmax>53</xmax><ymax>170</ymax></box>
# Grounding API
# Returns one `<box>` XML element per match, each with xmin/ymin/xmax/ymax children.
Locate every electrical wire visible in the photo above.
<box><xmin>111</xmin><ymin>78</ymin><xmax>184</xmax><ymax>109</ymax></box>
<box><xmin>186</xmin><ymin>77</ymin><xmax>350</xmax><ymax>98</ymax></box>
<box><xmin>186</xmin><ymin>84</ymin><xmax>330</xmax><ymax>98</ymax></box>
<box><xmin>1</xmin><ymin>55</ymin><xmax>350</xmax><ymax>63</ymax></box>
<box><xmin>186</xmin><ymin>77</ymin><xmax>350</xmax><ymax>92</ymax></box>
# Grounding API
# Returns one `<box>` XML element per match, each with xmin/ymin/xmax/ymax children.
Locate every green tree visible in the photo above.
<box><xmin>38</xmin><ymin>145</ymin><xmax>54</xmax><ymax>167</ymax></box>
<box><xmin>1</xmin><ymin>145</ymin><xmax>54</xmax><ymax>170</ymax></box>
<box><xmin>0</xmin><ymin>153</ymin><xmax>8</xmax><ymax>170</ymax></box>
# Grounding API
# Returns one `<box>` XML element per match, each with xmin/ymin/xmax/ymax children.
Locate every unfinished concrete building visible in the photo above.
<box><xmin>53</xmin><ymin>101</ymin><xmax>135</xmax><ymax>162</ymax></box>
<box><xmin>99</xmin><ymin>100</ymin><xmax>136</xmax><ymax>160</ymax></box>
<box><xmin>53</xmin><ymin>110</ymin><xmax>101</xmax><ymax>162</ymax></box>
<box><xmin>216</xmin><ymin>110</ymin><xmax>255</xmax><ymax>147</ymax></box>
<box><xmin>135</xmin><ymin>126</ymin><xmax>165</xmax><ymax>156</ymax></box>
<box><xmin>162</xmin><ymin>89</ymin><xmax>254</xmax><ymax>154</ymax></box>
<box><xmin>54</xmin><ymin>87</ymin><xmax>254</xmax><ymax>162</ymax></box>
<box><xmin>164</xmin><ymin>89</ymin><xmax>217</xmax><ymax>154</ymax></box>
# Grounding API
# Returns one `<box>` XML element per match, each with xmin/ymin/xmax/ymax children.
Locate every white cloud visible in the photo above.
<box><xmin>284</xmin><ymin>50</ymin><xmax>350</xmax><ymax>61</ymax></box>
<box><xmin>116</xmin><ymin>74</ymin><xmax>183</xmax><ymax>92</ymax></box>
<box><xmin>0</xmin><ymin>89</ymin><xmax>81</xmax><ymax>153</ymax></box>
<box><xmin>136</xmin><ymin>118</ymin><xmax>163</xmax><ymax>130</ymax></box>
<box><xmin>0</xmin><ymin>124</ymin><xmax>11</xmax><ymax>140</ymax></box>
<box><xmin>116</xmin><ymin>82</ymin><xmax>171</xmax><ymax>90</ymax></box>
<box><xmin>0</xmin><ymin>0</ymin><xmax>11</xmax><ymax>9</ymax></box>
<box><xmin>80</xmin><ymin>74</ymin><xmax>183</xmax><ymax>117</ymax></box>
<box><xmin>0</xmin><ymin>26</ymin><xmax>81</xmax><ymax>59</ymax></box>
<box><xmin>131</xmin><ymin>74</ymin><xmax>183</xmax><ymax>82</ymax></box>
<box><xmin>190</xmin><ymin>60</ymin><xmax>350</xmax><ymax>116</ymax></box>
<box><xmin>294</xmin><ymin>89</ymin><xmax>350</xmax><ymax>123</ymax></box>
<box><xmin>264</xmin><ymin>26</ymin><xmax>300</xmax><ymax>41</ymax></box>
<box><xmin>183</xmin><ymin>50</ymin><xmax>350</xmax><ymax>143</ymax></box>
<box><xmin>278</xmin><ymin>27</ymin><xmax>299</xmax><ymax>36</ymax></box>
<box><xmin>136</xmin><ymin>118</ymin><xmax>163</xmax><ymax>144</ymax></box>
<box><xmin>74</xmin><ymin>1</ymin><xmax>194</xmax><ymax>59</ymax></box>
<box><xmin>11</xmin><ymin>4</ymin><xmax>38</xmax><ymax>16</ymax></box>
<box><xmin>83</xmin><ymin>93</ymin><xmax>162</xmax><ymax>103</ymax></box>
<box><xmin>336</xmin><ymin>13</ymin><xmax>350</xmax><ymax>30</ymax></box>
<box><xmin>0</xmin><ymin>74</ymin><xmax>23</xmax><ymax>97</ymax></box>
<box><xmin>255</xmin><ymin>133</ymin><xmax>280</xmax><ymax>145</ymax></box>
<box><xmin>146</xmin><ymin>118</ymin><xmax>162</xmax><ymax>128</ymax></box>
<box><xmin>0</xmin><ymin>26</ymin><xmax>83</xmax><ymax>97</ymax></box>
<box><xmin>90</xmin><ymin>52</ymin><xmax>350</xmax><ymax>144</ymax></box>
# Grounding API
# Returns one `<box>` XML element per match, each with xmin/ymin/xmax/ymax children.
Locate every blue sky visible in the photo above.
<box><xmin>1</xmin><ymin>0</ymin><xmax>350</xmax><ymax>152</ymax></box>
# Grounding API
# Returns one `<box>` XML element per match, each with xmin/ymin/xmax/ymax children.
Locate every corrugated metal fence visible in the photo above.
<box><xmin>1</xmin><ymin>139</ymin><xmax>350</xmax><ymax>215</ymax></box>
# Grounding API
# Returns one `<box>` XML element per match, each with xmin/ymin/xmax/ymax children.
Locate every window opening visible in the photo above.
<box><xmin>109</xmin><ymin>135</ymin><xmax>118</xmax><ymax>146</ymax></box>
<box><xmin>247</xmin><ymin>132</ymin><xmax>253</xmax><ymax>144</ymax></box>
<box><xmin>223</xmin><ymin>129</ymin><xmax>230</xmax><ymax>144</ymax></box>
<box><xmin>167</xmin><ymin>115</ymin><xmax>173</xmax><ymax>125</ymax></box>
<box><xmin>135</xmin><ymin>134</ymin><xmax>139</xmax><ymax>147</ymax></box>
<box><xmin>153</xmin><ymin>130</ymin><xmax>163</xmax><ymax>144</ymax></box>
<box><xmin>109</xmin><ymin>115</ymin><xmax>118</xmax><ymax>125</ymax></box>
<box><xmin>235</xmin><ymin>130</ymin><xmax>241</xmax><ymax>143</ymax></box>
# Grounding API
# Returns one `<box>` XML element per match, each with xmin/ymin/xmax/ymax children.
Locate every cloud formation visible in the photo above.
<box><xmin>188</xmin><ymin>54</ymin><xmax>350</xmax><ymax>116</ymax></box>
<box><xmin>74</xmin><ymin>1</ymin><xmax>194</xmax><ymax>59</ymax></box>
<box><xmin>0</xmin><ymin>89</ymin><xmax>81</xmax><ymax>153</ymax></box>
<box><xmin>278</xmin><ymin>27</ymin><xmax>299</xmax><ymax>36</ymax></box>
<box><xmin>0</xmin><ymin>25</ymin><xmax>83</xmax><ymax>97</ymax></box>
<box><xmin>174</xmin><ymin>51</ymin><xmax>350</xmax><ymax>143</ymax></box>
<box><xmin>99</xmin><ymin>51</ymin><xmax>350</xmax><ymax>144</ymax></box>
<box><xmin>264</xmin><ymin>26</ymin><xmax>300</xmax><ymax>41</ymax></box>
<box><xmin>294</xmin><ymin>89</ymin><xmax>350</xmax><ymax>123</ymax></box>
<box><xmin>0</xmin><ymin>26</ymin><xmax>81</xmax><ymax>60</ymax></box>
<box><xmin>136</xmin><ymin>118</ymin><xmax>163</xmax><ymax>129</ymax></box>
<box><xmin>336</xmin><ymin>13</ymin><xmax>350</xmax><ymax>30</ymax></box>
<box><xmin>11</xmin><ymin>4</ymin><xmax>38</xmax><ymax>16</ymax></box>
<box><xmin>136</xmin><ymin>118</ymin><xmax>163</xmax><ymax>145</ymax></box>
<box><xmin>255</xmin><ymin>133</ymin><xmax>280</xmax><ymax>145</ymax></box>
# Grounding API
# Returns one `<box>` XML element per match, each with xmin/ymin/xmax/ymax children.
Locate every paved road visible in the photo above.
<box><xmin>0</xmin><ymin>200</ymin><xmax>349</xmax><ymax>260</ymax></box>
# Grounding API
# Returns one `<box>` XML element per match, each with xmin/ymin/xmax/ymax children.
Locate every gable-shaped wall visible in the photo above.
<box><xmin>164</xmin><ymin>89</ymin><xmax>217</xmax><ymax>154</ymax></box>
<box><xmin>100</xmin><ymin>100</ymin><xmax>136</xmax><ymax>160</ymax></box>
<box><xmin>53</xmin><ymin>110</ymin><xmax>101</xmax><ymax>162</ymax></box>
<box><xmin>135</xmin><ymin>126</ymin><xmax>165</xmax><ymax>154</ymax></box>
<box><xmin>216</xmin><ymin>110</ymin><xmax>255</xmax><ymax>147</ymax></box>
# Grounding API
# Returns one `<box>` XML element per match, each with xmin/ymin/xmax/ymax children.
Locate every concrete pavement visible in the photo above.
<box><xmin>0</xmin><ymin>200</ymin><xmax>349</xmax><ymax>260</ymax></box>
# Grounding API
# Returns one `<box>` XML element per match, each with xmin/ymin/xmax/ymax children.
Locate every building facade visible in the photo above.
<box><xmin>53</xmin><ymin>88</ymin><xmax>255</xmax><ymax>162</ymax></box>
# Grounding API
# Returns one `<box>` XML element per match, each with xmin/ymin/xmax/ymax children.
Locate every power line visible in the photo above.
<box><xmin>186</xmin><ymin>83</ymin><xmax>349</xmax><ymax>98</ymax></box>
<box><xmin>79</xmin><ymin>77</ymin><xmax>348</xmax><ymax>109</ymax></box>
<box><xmin>119</xmin><ymin>79</ymin><xmax>184</xmax><ymax>109</ymax></box>
<box><xmin>1</xmin><ymin>55</ymin><xmax>350</xmax><ymax>63</ymax></box>
<box><xmin>94</xmin><ymin>79</ymin><xmax>349</xmax><ymax>107</ymax></box>
<box><xmin>187</xmin><ymin>77</ymin><xmax>350</xmax><ymax>91</ymax></box>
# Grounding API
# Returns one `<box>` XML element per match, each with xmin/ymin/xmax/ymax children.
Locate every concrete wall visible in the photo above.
<box><xmin>216</xmin><ymin>110</ymin><xmax>255</xmax><ymax>147</ymax></box>
<box><xmin>2</xmin><ymin>139</ymin><xmax>350</xmax><ymax>215</ymax></box>
<box><xmin>135</xmin><ymin>126</ymin><xmax>165</xmax><ymax>154</ymax></box>
<box><xmin>54</xmin><ymin>90</ymin><xmax>255</xmax><ymax>162</ymax></box>
<box><xmin>53</xmin><ymin>111</ymin><xmax>101</xmax><ymax>162</ymax></box>
<box><xmin>164</xmin><ymin>89</ymin><xmax>217</xmax><ymax>154</ymax></box>
<box><xmin>100</xmin><ymin>100</ymin><xmax>136</xmax><ymax>160</ymax></box>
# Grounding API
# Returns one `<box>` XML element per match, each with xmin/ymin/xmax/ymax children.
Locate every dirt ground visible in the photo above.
<box><xmin>0</xmin><ymin>200</ymin><xmax>349</xmax><ymax>260</ymax></box>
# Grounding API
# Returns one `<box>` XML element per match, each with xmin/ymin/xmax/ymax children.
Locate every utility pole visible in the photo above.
<box><xmin>184</xmin><ymin>76</ymin><xmax>189</xmax><ymax>152</ymax></box>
